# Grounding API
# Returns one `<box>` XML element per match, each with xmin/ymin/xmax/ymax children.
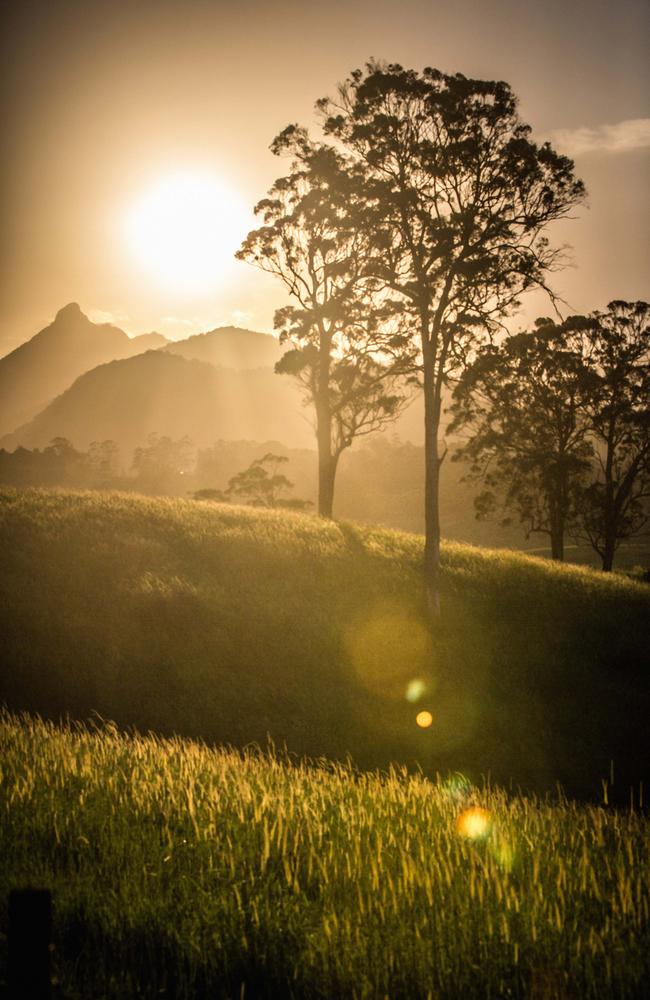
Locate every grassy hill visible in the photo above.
<box><xmin>1</xmin><ymin>711</ymin><xmax>648</xmax><ymax>998</ymax></box>
<box><xmin>0</xmin><ymin>487</ymin><xmax>648</xmax><ymax>801</ymax></box>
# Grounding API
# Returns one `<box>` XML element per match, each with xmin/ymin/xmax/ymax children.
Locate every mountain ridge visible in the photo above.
<box><xmin>0</xmin><ymin>303</ymin><xmax>169</xmax><ymax>436</ymax></box>
<box><xmin>163</xmin><ymin>325</ymin><xmax>282</xmax><ymax>370</ymax></box>
<box><xmin>0</xmin><ymin>348</ymin><xmax>310</xmax><ymax>453</ymax></box>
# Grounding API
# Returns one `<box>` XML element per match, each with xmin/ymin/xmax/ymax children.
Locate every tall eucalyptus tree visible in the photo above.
<box><xmin>319</xmin><ymin>62</ymin><xmax>585</xmax><ymax>613</ymax></box>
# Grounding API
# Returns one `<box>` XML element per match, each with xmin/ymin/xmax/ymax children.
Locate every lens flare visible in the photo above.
<box><xmin>406</xmin><ymin>678</ymin><xmax>427</xmax><ymax>703</ymax></box>
<box><xmin>456</xmin><ymin>806</ymin><xmax>491</xmax><ymax>839</ymax></box>
<box><xmin>441</xmin><ymin>772</ymin><xmax>473</xmax><ymax>801</ymax></box>
<box><xmin>416</xmin><ymin>710</ymin><xmax>433</xmax><ymax>729</ymax></box>
<box><xmin>344</xmin><ymin>609</ymin><xmax>434</xmax><ymax>701</ymax></box>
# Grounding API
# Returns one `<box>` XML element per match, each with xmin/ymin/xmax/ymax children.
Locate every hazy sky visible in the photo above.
<box><xmin>1</xmin><ymin>0</ymin><xmax>648</xmax><ymax>354</ymax></box>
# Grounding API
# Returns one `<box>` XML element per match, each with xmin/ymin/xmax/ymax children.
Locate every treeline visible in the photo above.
<box><xmin>0</xmin><ymin>437</ymin><xmax>123</xmax><ymax>490</ymax></box>
<box><xmin>1</xmin><ymin>430</ymin><xmax>648</xmax><ymax>570</ymax></box>
<box><xmin>0</xmin><ymin>434</ymin><xmax>196</xmax><ymax>494</ymax></box>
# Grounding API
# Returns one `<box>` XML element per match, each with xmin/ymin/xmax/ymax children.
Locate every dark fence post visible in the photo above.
<box><xmin>8</xmin><ymin>888</ymin><xmax>52</xmax><ymax>999</ymax></box>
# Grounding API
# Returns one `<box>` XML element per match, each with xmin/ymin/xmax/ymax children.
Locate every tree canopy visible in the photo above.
<box><xmin>450</xmin><ymin>320</ymin><xmax>593</xmax><ymax>560</ymax></box>
<box><xmin>451</xmin><ymin>302</ymin><xmax>650</xmax><ymax>570</ymax></box>
<box><xmin>565</xmin><ymin>301</ymin><xmax>650</xmax><ymax>569</ymax></box>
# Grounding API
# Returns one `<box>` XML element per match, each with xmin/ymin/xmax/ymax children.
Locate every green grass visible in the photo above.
<box><xmin>1</xmin><ymin>711</ymin><xmax>648</xmax><ymax>998</ymax></box>
<box><xmin>1</xmin><ymin>486</ymin><xmax>649</xmax><ymax>799</ymax></box>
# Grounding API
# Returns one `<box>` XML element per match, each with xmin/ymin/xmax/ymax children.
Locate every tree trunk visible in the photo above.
<box><xmin>423</xmin><ymin>359</ymin><xmax>442</xmax><ymax>618</ymax></box>
<box><xmin>548</xmin><ymin>492</ymin><xmax>564</xmax><ymax>560</ymax></box>
<box><xmin>550</xmin><ymin>529</ymin><xmax>564</xmax><ymax>561</ymax></box>
<box><xmin>316</xmin><ymin>402</ymin><xmax>336</xmax><ymax>518</ymax></box>
<box><xmin>601</xmin><ymin>528</ymin><xmax>616</xmax><ymax>572</ymax></box>
<box><xmin>601</xmin><ymin>449</ymin><xmax>617</xmax><ymax>572</ymax></box>
<box><xmin>314</xmin><ymin>327</ymin><xmax>337</xmax><ymax>518</ymax></box>
<box><xmin>318</xmin><ymin>449</ymin><xmax>337</xmax><ymax>519</ymax></box>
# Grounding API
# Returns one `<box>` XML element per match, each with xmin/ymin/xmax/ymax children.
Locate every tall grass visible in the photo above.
<box><xmin>1</xmin><ymin>487</ymin><xmax>649</xmax><ymax>800</ymax></box>
<box><xmin>1</xmin><ymin>711</ymin><xmax>648</xmax><ymax>998</ymax></box>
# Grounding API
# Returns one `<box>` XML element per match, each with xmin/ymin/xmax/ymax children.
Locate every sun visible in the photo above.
<box><xmin>124</xmin><ymin>171</ymin><xmax>249</xmax><ymax>295</ymax></box>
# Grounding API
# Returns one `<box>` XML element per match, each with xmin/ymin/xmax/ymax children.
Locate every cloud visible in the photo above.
<box><xmin>87</xmin><ymin>308</ymin><xmax>130</xmax><ymax>326</ymax></box>
<box><xmin>230</xmin><ymin>309</ymin><xmax>252</xmax><ymax>327</ymax></box>
<box><xmin>549</xmin><ymin>118</ymin><xmax>650</xmax><ymax>157</ymax></box>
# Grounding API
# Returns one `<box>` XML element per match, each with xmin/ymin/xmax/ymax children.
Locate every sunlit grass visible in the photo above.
<box><xmin>1</xmin><ymin>711</ymin><xmax>648</xmax><ymax>998</ymax></box>
<box><xmin>1</xmin><ymin>486</ymin><xmax>648</xmax><ymax>801</ymax></box>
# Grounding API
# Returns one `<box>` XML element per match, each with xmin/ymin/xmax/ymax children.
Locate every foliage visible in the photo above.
<box><xmin>451</xmin><ymin>303</ymin><xmax>650</xmax><ymax>570</ymax></box>
<box><xmin>189</xmin><ymin>487</ymin><xmax>224</xmax><ymax>502</ymax></box>
<box><xmin>237</xmin><ymin>125</ymin><xmax>412</xmax><ymax>517</ymax></box>
<box><xmin>564</xmin><ymin>301</ymin><xmax>650</xmax><ymax>570</ymax></box>
<box><xmin>0</xmin><ymin>436</ymin><xmax>119</xmax><ymax>489</ymax></box>
<box><xmin>214</xmin><ymin>452</ymin><xmax>312</xmax><ymax>510</ymax></box>
<box><xmin>1</xmin><ymin>488</ymin><xmax>648</xmax><ymax>803</ymax></box>
<box><xmin>318</xmin><ymin>61</ymin><xmax>586</xmax><ymax>611</ymax></box>
<box><xmin>1</xmin><ymin>711</ymin><xmax>649</xmax><ymax>998</ymax></box>
<box><xmin>450</xmin><ymin>320</ymin><xmax>593</xmax><ymax>560</ymax></box>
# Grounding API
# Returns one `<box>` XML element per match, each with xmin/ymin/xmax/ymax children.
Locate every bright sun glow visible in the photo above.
<box><xmin>124</xmin><ymin>171</ymin><xmax>249</xmax><ymax>295</ymax></box>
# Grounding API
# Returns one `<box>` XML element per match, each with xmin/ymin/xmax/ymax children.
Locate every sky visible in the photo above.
<box><xmin>1</xmin><ymin>0</ymin><xmax>648</xmax><ymax>354</ymax></box>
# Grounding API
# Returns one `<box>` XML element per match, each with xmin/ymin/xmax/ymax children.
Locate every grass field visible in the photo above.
<box><xmin>1</xmin><ymin>486</ymin><xmax>648</xmax><ymax>801</ymax></box>
<box><xmin>1</xmin><ymin>711</ymin><xmax>648</xmax><ymax>998</ymax></box>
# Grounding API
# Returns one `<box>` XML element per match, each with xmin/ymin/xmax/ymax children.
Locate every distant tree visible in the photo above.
<box><xmin>450</xmin><ymin>321</ymin><xmax>593</xmax><ymax>559</ymax></box>
<box><xmin>237</xmin><ymin>125</ymin><xmax>412</xmax><ymax>519</ymax></box>
<box><xmin>190</xmin><ymin>488</ymin><xmax>225</xmax><ymax>502</ymax></box>
<box><xmin>319</xmin><ymin>62</ymin><xmax>585</xmax><ymax>613</ymax></box>
<box><xmin>88</xmin><ymin>440</ymin><xmax>120</xmax><ymax>487</ymax></box>
<box><xmin>132</xmin><ymin>434</ymin><xmax>194</xmax><ymax>494</ymax></box>
<box><xmin>42</xmin><ymin>437</ymin><xmax>88</xmax><ymax>486</ymax></box>
<box><xmin>222</xmin><ymin>453</ymin><xmax>312</xmax><ymax>510</ymax></box>
<box><xmin>565</xmin><ymin>301</ymin><xmax>650</xmax><ymax>570</ymax></box>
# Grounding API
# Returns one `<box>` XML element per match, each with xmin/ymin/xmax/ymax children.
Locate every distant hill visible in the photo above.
<box><xmin>164</xmin><ymin>326</ymin><xmax>283</xmax><ymax>369</ymax></box>
<box><xmin>130</xmin><ymin>331</ymin><xmax>169</xmax><ymax>351</ymax></box>
<box><xmin>0</xmin><ymin>303</ymin><xmax>168</xmax><ymax>436</ymax></box>
<box><xmin>0</xmin><ymin>348</ymin><xmax>310</xmax><ymax>454</ymax></box>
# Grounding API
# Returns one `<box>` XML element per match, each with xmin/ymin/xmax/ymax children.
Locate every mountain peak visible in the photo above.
<box><xmin>55</xmin><ymin>302</ymin><xmax>84</xmax><ymax>322</ymax></box>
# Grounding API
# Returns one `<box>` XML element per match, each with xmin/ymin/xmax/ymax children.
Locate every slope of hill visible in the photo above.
<box><xmin>0</xmin><ymin>303</ymin><xmax>169</xmax><ymax>436</ymax></box>
<box><xmin>1</xmin><ymin>488</ymin><xmax>647</xmax><ymax>801</ymax></box>
<box><xmin>0</xmin><ymin>349</ymin><xmax>309</xmax><ymax>453</ymax></box>
<box><xmin>164</xmin><ymin>325</ymin><xmax>283</xmax><ymax>369</ymax></box>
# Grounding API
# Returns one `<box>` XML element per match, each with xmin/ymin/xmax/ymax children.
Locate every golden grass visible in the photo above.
<box><xmin>1</xmin><ymin>711</ymin><xmax>648</xmax><ymax>997</ymax></box>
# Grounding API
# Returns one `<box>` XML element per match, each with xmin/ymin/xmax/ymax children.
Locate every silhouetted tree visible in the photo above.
<box><xmin>565</xmin><ymin>301</ymin><xmax>650</xmax><ymax>570</ymax></box>
<box><xmin>237</xmin><ymin>125</ymin><xmax>412</xmax><ymax>518</ymax></box>
<box><xmin>450</xmin><ymin>321</ymin><xmax>593</xmax><ymax>560</ymax></box>
<box><xmin>190</xmin><ymin>488</ymin><xmax>224</xmax><ymax>502</ymax></box>
<box><xmin>319</xmin><ymin>62</ymin><xmax>585</xmax><ymax>613</ymax></box>
<box><xmin>223</xmin><ymin>453</ymin><xmax>311</xmax><ymax>509</ymax></box>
